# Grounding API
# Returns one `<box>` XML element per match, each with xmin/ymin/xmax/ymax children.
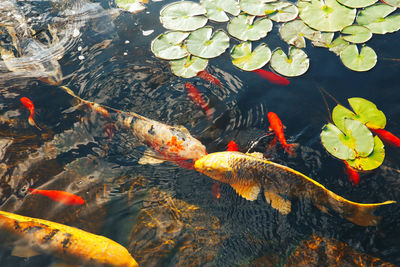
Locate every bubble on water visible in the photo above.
<box><xmin>123</xmin><ymin>52</ymin><xmax>128</xmax><ymax>56</ymax></box>
<box><xmin>125</xmin><ymin>40</ymin><xmax>130</xmax><ymax>44</ymax></box>
<box><xmin>73</xmin><ymin>28</ymin><xmax>80</xmax><ymax>38</ymax></box>
<box><xmin>78</xmin><ymin>55</ymin><xmax>85</xmax><ymax>60</ymax></box>
<box><xmin>78</xmin><ymin>46</ymin><xmax>82</xmax><ymax>51</ymax></box>
<box><xmin>142</xmin><ymin>30</ymin><xmax>154</xmax><ymax>36</ymax></box>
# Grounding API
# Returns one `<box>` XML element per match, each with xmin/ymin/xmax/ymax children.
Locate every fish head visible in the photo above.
<box><xmin>194</xmin><ymin>152</ymin><xmax>236</xmax><ymax>183</ymax></box>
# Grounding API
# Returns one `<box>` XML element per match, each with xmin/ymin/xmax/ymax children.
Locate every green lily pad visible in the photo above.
<box><xmin>279</xmin><ymin>20</ymin><xmax>319</xmax><ymax>48</ymax></box>
<box><xmin>346</xmin><ymin>136</ymin><xmax>385</xmax><ymax>171</ymax></box>
<box><xmin>321</xmin><ymin>123</ymin><xmax>356</xmax><ymax>160</ymax></box>
<box><xmin>336</xmin><ymin>0</ymin><xmax>378</xmax><ymax>8</ymax></box>
<box><xmin>116</xmin><ymin>0</ymin><xmax>146</xmax><ymax>13</ymax></box>
<box><xmin>151</xmin><ymin>31</ymin><xmax>189</xmax><ymax>60</ymax></box>
<box><xmin>201</xmin><ymin>0</ymin><xmax>240</xmax><ymax>22</ymax></box>
<box><xmin>340</xmin><ymin>45</ymin><xmax>377</xmax><ymax>72</ymax></box>
<box><xmin>239</xmin><ymin>0</ymin><xmax>277</xmax><ymax>16</ymax></box>
<box><xmin>264</xmin><ymin>1</ymin><xmax>299</xmax><ymax>22</ymax></box>
<box><xmin>309</xmin><ymin>32</ymin><xmax>335</xmax><ymax>47</ymax></box>
<box><xmin>341</xmin><ymin>25</ymin><xmax>372</xmax><ymax>44</ymax></box>
<box><xmin>357</xmin><ymin>3</ymin><xmax>400</xmax><ymax>34</ymax></box>
<box><xmin>383</xmin><ymin>0</ymin><xmax>400</xmax><ymax>7</ymax></box>
<box><xmin>170</xmin><ymin>55</ymin><xmax>208</xmax><ymax>78</ymax></box>
<box><xmin>298</xmin><ymin>0</ymin><xmax>356</xmax><ymax>32</ymax></box>
<box><xmin>231</xmin><ymin>42</ymin><xmax>271</xmax><ymax>71</ymax></box>
<box><xmin>185</xmin><ymin>27</ymin><xmax>230</xmax><ymax>59</ymax></box>
<box><xmin>160</xmin><ymin>2</ymin><xmax>207</xmax><ymax>31</ymax></box>
<box><xmin>270</xmin><ymin>47</ymin><xmax>310</xmax><ymax>77</ymax></box>
<box><xmin>228</xmin><ymin>14</ymin><xmax>273</xmax><ymax>41</ymax></box>
<box><xmin>328</xmin><ymin>37</ymin><xmax>349</xmax><ymax>55</ymax></box>
<box><xmin>342</xmin><ymin>118</ymin><xmax>374</xmax><ymax>157</ymax></box>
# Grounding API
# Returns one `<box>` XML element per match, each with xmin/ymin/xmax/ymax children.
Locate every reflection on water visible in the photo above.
<box><xmin>0</xmin><ymin>0</ymin><xmax>400</xmax><ymax>266</ymax></box>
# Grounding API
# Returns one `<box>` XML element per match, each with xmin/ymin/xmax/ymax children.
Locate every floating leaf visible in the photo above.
<box><xmin>342</xmin><ymin>118</ymin><xmax>374</xmax><ymax>157</ymax></box>
<box><xmin>265</xmin><ymin>1</ymin><xmax>299</xmax><ymax>22</ymax></box>
<box><xmin>298</xmin><ymin>0</ymin><xmax>356</xmax><ymax>32</ymax></box>
<box><xmin>341</xmin><ymin>25</ymin><xmax>372</xmax><ymax>44</ymax></box>
<box><xmin>332</xmin><ymin>105</ymin><xmax>357</xmax><ymax>132</ymax></box>
<box><xmin>239</xmin><ymin>0</ymin><xmax>277</xmax><ymax>16</ymax></box>
<box><xmin>228</xmin><ymin>14</ymin><xmax>273</xmax><ymax>41</ymax></box>
<box><xmin>160</xmin><ymin>2</ymin><xmax>207</xmax><ymax>31</ymax></box>
<box><xmin>279</xmin><ymin>20</ymin><xmax>319</xmax><ymax>48</ymax></box>
<box><xmin>357</xmin><ymin>4</ymin><xmax>400</xmax><ymax>34</ymax></box>
<box><xmin>321</xmin><ymin>123</ymin><xmax>356</xmax><ymax>160</ymax></box>
<box><xmin>383</xmin><ymin>0</ymin><xmax>400</xmax><ymax>7</ymax></box>
<box><xmin>310</xmin><ymin>32</ymin><xmax>335</xmax><ymax>47</ymax></box>
<box><xmin>170</xmin><ymin>56</ymin><xmax>208</xmax><ymax>78</ymax></box>
<box><xmin>328</xmin><ymin>37</ymin><xmax>349</xmax><ymax>55</ymax></box>
<box><xmin>151</xmin><ymin>31</ymin><xmax>189</xmax><ymax>60</ymax></box>
<box><xmin>340</xmin><ymin>45</ymin><xmax>377</xmax><ymax>72</ymax></box>
<box><xmin>270</xmin><ymin>47</ymin><xmax>309</xmax><ymax>77</ymax></box>
<box><xmin>336</xmin><ymin>0</ymin><xmax>378</xmax><ymax>8</ymax></box>
<box><xmin>231</xmin><ymin>42</ymin><xmax>271</xmax><ymax>71</ymax></box>
<box><xmin>116</xmin><ymin>0</ymin><xmax>146</xmax><ymax>13</ymax></box>
<box><xmin>201</xmin><ymin>0</ymin><xmax>240</xmax><ymax>22</ymax></box>
<box><xmin>346</xmin><ymin>136</ymin><xmax>385</xmax><ymax>171</ymax></box>
<box><xmin>185</xmin><ymin>27</ymin><xmax>230</xmax><ymax>59</ymax></box>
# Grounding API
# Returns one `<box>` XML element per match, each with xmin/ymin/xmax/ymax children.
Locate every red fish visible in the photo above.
<box><xmin>20</xmin><ymin>97</ymin><xmax>40</xmax><ymax>130</ymax></box>
<box><xmin>370</xmin><ymin>128</ymin><xmax>400</xmax><ymax>147</ymax></box>
<box><xmin>185</xmin><ymin>82</ymin><xmax>213</xmax><ymax>120</ymax></box>
<box><xmin>343</xmin><ymin>161</ymin><xmax>360</xmax><ymax>185</ymax></box>
<box><xmin>226</xmin><ymin>140</ymin><xmax>240</xmax><ymax>151</ymax></box>
<box><xmin>28</xmin><ymin>188</ymin><xmax>85</xmax><ymax>205</ymax></box>
<box><xmin>252</xmin><ymin>69</ymin><xmax>290</xmax><ymax>86</ymax></box>
<box><xmin>211</xmin><ymin>183</ymin><xmax>221</xmax><ymax>200</ymax></box>
<box><xmin>267</xmin><ymin>112</ymin><xmax>297</xmax><ymax>156</ymax></box>
<box><xmin>197</xmin><ymin>70</ymin><xmax>222</xmax><ymax>88</ymax></box>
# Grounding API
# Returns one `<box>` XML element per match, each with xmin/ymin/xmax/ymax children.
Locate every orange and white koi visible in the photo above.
<box><xmin>197</xmin><ymin>70</ymin><xmax>223</xmax><ymax>88</ymax></box>
<box><xmin>20</xmin><ymin>97</ymin><xmax>41</xmax><ymax>130</ymax></box>
<box><xmin>28</xmin><ymin>188</ymin><xmax>84</xmax><ymax>205</ymax></box>
<box><xmin>267</xmin><ymin>112</ymin><xmax>297</xmax><ymax>156</ymax></box>
<box><xmin>185</xmin><ymin>82</ymin><xmax>213</xmax><ymax>120</ymax></box>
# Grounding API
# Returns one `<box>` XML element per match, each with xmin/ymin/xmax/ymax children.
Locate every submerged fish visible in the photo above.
<box><xmin>252</xmin><ymin>69</ymin><xmax>290</xmax><ymax>86</ymax></box>
<box><xmin>28</xmin><ymin>188</ymin><xmax>85</xmax><ymax>205</ymax></box>
<box><xmin>197</xmin><ymin>70</ymin><xmax>223</xmax><ymax>88</ymax></box>
<box><xmin>370</xmin><ymin>128</ymin><xmax>400</xmax><ymax>148</ymax></box>
<box><xmin>194</xmin><ymin>151</ymin><xmax>396</xmax><ymax>226</ymax></box>
<box><xmin>0</xmin><ymin>211</ymin><xmax>138</xmax><ymax>266</ymax></box>
<box><xmin>20</xmin><ymin>97</ymin><xmax>41</xmax><ymax>130</ymax></box>
<box><xmin>267</xmin><ymin>112</ymin><xmax>297</xmax><ymax>156</ymax></box>
<box><xmin>226</xmin><ymin>140</ymin><xmax>240</xmax><ymax>152</ymax></box>
<box><xmin>343</xmin><ymin>161</ymin><xmax>360</xmax><ymax>185</ymax></box>
<box><xmin>185</xmin><ymin>82</ymin><xmax>213</xmax><ymax>120</ymax></box>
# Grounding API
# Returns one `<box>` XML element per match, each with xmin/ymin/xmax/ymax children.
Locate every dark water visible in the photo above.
<box><xmin>0</xmin><ymin>0</ymin><xmax>400</xmax><ymax>266</ymax></box>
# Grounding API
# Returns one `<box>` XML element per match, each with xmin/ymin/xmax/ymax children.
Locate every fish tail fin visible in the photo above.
<box><xmin>283</xmin><ymin>143</ymin><xmax>298</xmax><ymax>157</ymax></box>
<box><xmin>343</xmin><ymin>201</ymin><xmax>396</xmax><ymax>226</ymax></box>
<box><xmin>28</xmin><ymin>116</ymin><xmax>41</xmax><ymax>130</ymax></box>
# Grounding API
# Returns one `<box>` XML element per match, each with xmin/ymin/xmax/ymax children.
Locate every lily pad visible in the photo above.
<box><xmin>185</xmin><ymin>27</ymin><xmax>230</xmax><ymax>59</ymax></box>
<box><xmin>264</xmin><ymin>1</ymin><xmax>299</xmax><ymax>22</ymax></box>
<box><xmin>309</xmin><ymin>32</ymin><xmax>335</xmax><ymax>47</ymax></box>
<box><xmin>383</xmin><ymin>0</ymin><xmax>400</xmax><ymax>7</ymax></box>
<box><xmin>239</xmin><ymin>0</ymin><xmax>277</xmax><ymax>16</ymax></box>
<box><xmin>328</xmin><ymin>37</ymin><xmax>349</xmax><ymax>55</ymax></box>
<box><xmin>279</xmin><ymin>20</ymin><xmax>319</xmax><ymax>48</ymax></box>
<box><xmin>270</xmin><ymin>47</ymin><xmax>309</xmax><ymax>77</ymax></box>
<box><xmin>346</xmin><ymin>136</ymin><xmax>385</xmax><ymax>171</ymax></box>
<box><xmin>116</xmin><ymin>0</ymin><xmax>146</xmax><ymax>13</ymax></box>
<box><xmin>201</xmin><ymin>0</ymin><xmax>240</xmax><ymax>22</ymax></box>
<box><xmin>170</xmin><ymin>55</ymin><xmax>208</xmax><ymax>78</ymax></box>
<box><xmin>342</xmin><ymin>118</ymin><xmax>374</xmax><ymax>157</ymax></box>
<box><xmin>357</xmin><ymin>4</ymin><xmax>400</xmax><ymax>34</ymax></box>
<box><xmin>336</xmin><ymin>0</ymin><xmax>378</xmax><ymax>8</ymax></box>
<box><xmin>231</xmin><ymin>42</ymin><xmax>271</xmax><ymax>71</ymax></box>
<box><xmin>228</xmin><ymin>14</ymin><xmax>273</xmax><ymax>41</ymax></box>
<box><xmin>341</xmin><ymin>25</ymin><xmax>372</xmax><ymax>44</ymax></box>
<box><xmin>160</xmin><ymin>2</ymin><xmax>207</xmax><ymax>31</ymax></box>
<box><xmin>151</xmin><ymin>31</ymin><xmax>189</xmax><ymax>60</ymax></box>
<box><xmin>321</xmin><ymin>123</ymin><xmax>356</xmax><ymax>160</ymax></box>
<box><xmin>298</xmin><ymin>0</ymin><xmax>356</xmax><ymax>32</ymax></box>
<box><xmin>340</xmin><ymin>45</ymin><xmax>377</xmax><ymax>72</ymax></box>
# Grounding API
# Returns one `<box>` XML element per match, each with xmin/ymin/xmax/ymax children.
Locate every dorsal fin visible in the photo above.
<box><xmin>230</xmin><ymin>183</ymin><xmax>260</xmax><ymax>201</ymax></box>
<box><xmin>245</xmin><ymin>152</ymin><xmax>264</xmax><ymax>159</ymax></box>
<box><xmin>264</xmin><ymin>191</ymin><xmax>291</xmax><ymax>215</ymax></box>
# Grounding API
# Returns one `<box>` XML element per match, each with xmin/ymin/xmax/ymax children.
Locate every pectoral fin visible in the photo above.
<box><xmin>11</xmin><ymin>244</ymin><xmax>40</xmax><ymax>258</ymax></box>
<box><xmin>138</xmin><ymin>148</ymin><xmax>165</xmax><ymax>165</ymax></box>
<box><xmin>230</xmin><ymin>183</ymin><xmax>260</xmax><ymax>201</ymax></box>
<box><xmin>264</xmin><ymin>191</ymin><xmax>291</xmax><ymax>215</ymax></box>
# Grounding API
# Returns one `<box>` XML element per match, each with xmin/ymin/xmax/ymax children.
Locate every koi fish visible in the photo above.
<box><xmin>197</xmin><ymin>70</ymin><xmax>223</xmax><ymax>88</ymax></box>
<box><xmin>20</xmin><ymin>97</ymin><xmax>41</xmax><ymax>130</ymax></box>
<box><xmin>211</xmin><ymin>183</ymin><xmax>221</xmax><ymax>200</ymax></box>
<box><xmin>226</xmin><ymin>140</ymin><xmax>240</xmax><ymax>152</ymax></box>
<box><xmin>370</xmin><ymin>128</ymin><xmax>400</xmax><ymax>147</ymax></box>
<box><xmin>194</xmin><ymin>151</ymin><xmax>396</xmax><ymax>226</ymax></box>
<box><xmin>252</xmin><ymin>69</ymin><xmax>290</xmax><ymax>86</ymax></box>
<box><xmin>343</xmin><ymin>161</ymin><xmax>360</xmax><ymax>185</ymax></box>
<box><xmin>28</xmin><ymin>188</ymin><xmax>85</xmax><ymax>205</ymax></box>
<box><xmin>267</xmin><ymin>112</ymin><xmax>297</xmax><ymax>156</ymax></box>
<box><xmin>0</xmin><ymin>211</ymin><xmax>138</xmax><ymax>266</ymax></box>
<box><xmin>185</xmin><ymin>82</ymin><xmax>213</xmax><ymax>120</ymax></box>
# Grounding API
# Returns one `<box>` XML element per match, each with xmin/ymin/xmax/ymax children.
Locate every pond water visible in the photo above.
<box><xmin>0</xmin><ymin>0</ymin><xmax>400</xmax><ymax>266</ymax></box>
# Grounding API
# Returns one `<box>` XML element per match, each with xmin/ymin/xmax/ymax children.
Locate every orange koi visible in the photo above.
<box><xmin>28</xmin><ymin>188</ymin><xmax>84</xmax><ymax>205</ymax></box>
<box><xmin>252</xmin><ymin>69</ymin><xmax>290</xmax><ymax>86</ymax></box>
<box><xmin>211</xmin><ymin>183</ymin><xmax>221</xmax><ymax>200</ymax></box>
<box><xmin>370</xmin><ymin>128</ymin><xmax>400</xmax><ymax>147</ymax></box>
<box><xmin>267</xmin><ymin>112</ymin><xmax>297</xmax><ymax>156</ymax></box>
<box><xmin>20</xmin><ymin>97</ymin><xmax>40</xmax><ymax>130</ymax></box>
<box><xmin>343</xmin><ymin>161</ymin><xmax>360</xmax><ymax>185</ymax></box>
<box><xmin>197</xmin><ymin>70</ymin><xmax>223</xmax><ymax>88</ymax></box>
<box><xmin>185</xmin><ymin>82</ymin><xmax>213</xmax><ymax>120</ymax></box>
<box><xmin>226</xmin><ymin>140</ymin><xmax>240</xmax><ymax>151</ymax></box>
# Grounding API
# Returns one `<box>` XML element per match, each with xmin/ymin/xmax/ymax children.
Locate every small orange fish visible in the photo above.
<box><xmin>20</xmin><ymin>97</ymin><xmax>40</xmax><ymax>130</ymax></box>
<box><xmin>88</xmin><ymin>102</ymin><xmax>110</xmax><ymax>118</ymax></box>
<box><xmin>343</xmin><ymin>161</ymin><xmax>360</xmax><ymax>185</ymax></box>
<box><xmin>197</xmin><ymin>70</ymin><xmax>223</xmax><ymax>88</ymax></box>
<box><xmin>211</xmin><ymin>183</ymin><xmax>221</xmax><ymax>200</ymax></box>
<box><xmin>370</xmin><ymin>128</ymin><xmax>400</xmax><ymax>147</ymax></box>
<box><xmin>267</xmin><ymin>112</ymin><xmax>296</xmax><ymax>156</ymax></box>
<box><xmin>185</xmin><ymin>82</ymin><xmax>213</xmax><ymax>120</ymax></box>
<box><xmin>226</xmin><ymin>140</ymin><xmax>240</xmax><ymax>151</ymax></box>
<box><xmin>28</xmin><ymin>188</ymin><xmax>85</xmax><ymax>205</ymax></box>
<box><xmin>252</xmin><ymin>69</ymin><xmax>290</xmax><ymax>86</ymax></box>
